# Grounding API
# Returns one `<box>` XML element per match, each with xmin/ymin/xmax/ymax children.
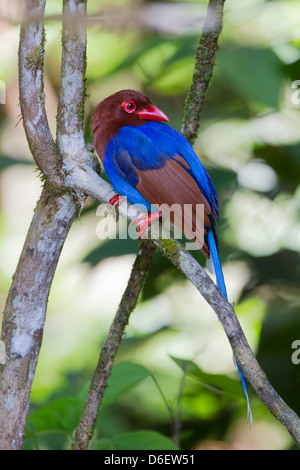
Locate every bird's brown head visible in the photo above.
<box><xmin>91</xmin><ymin>89</ymin><xmax>169</xmax><ymax>160</ymax></box>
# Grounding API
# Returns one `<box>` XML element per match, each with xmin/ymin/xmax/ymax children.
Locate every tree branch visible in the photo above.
<box><xmin>56</xmin><ymin>0</ymin><xmax>91</xmax><ymax>170</ymax></box>
<box><xmin>71</xmin><ymin>240</ymin><xmax>156</xmax><ymax>450</ymax></box>
<box><xmin>56</xmin><ymin>0</ymin><xmax>100</xmax><ymax>203</ymax></box>
<box><xmin>182</xmin><ymin>0</ymin><xmax>226</xmax><ymax>144</ymax></box>
<box><xmin>18</xmin><ymin>0</ymin><xmax>63</xmax><ymax>186</ymax></box>
<box><xmin>0</xmin><ymin>189</ymin><xmax>78</xmax><ymax>450</ymax></box>
<box><xmin>0</xmin><ymin>0</ymin><xmax>86</xmax><ymax>449</ymax></box>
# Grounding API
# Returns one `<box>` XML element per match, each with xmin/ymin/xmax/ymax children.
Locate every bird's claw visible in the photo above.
<box><xmin>134</xmin><ymin>212</ymin><xmax>162</xmax><ymax>238</ymax></box>
<box><xmin>109</xmin><ymin>194</ymin><xmax>125</xmax><ymax>222</ymax></box>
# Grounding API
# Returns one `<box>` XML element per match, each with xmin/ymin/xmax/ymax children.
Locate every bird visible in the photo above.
<box><xmin>91</xmin><ymin>89</ymin><xmax>252</xmax><ymax>424</ymax></box>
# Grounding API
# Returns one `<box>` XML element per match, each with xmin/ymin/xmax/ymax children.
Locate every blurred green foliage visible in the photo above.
<box><xmin>0</xmin><ymin>0</ymin><xmax>300</xmax><ymax>450</ymax></box>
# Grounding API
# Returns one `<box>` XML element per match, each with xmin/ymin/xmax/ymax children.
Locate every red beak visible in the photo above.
<box><xmin>137</xmin><ymin>104</ymin><xmax>169</xmax><ymax>122</ymax></box>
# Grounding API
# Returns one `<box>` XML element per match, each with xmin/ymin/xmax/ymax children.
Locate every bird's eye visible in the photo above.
<box><xmin>122</xmin><ymin>101</ymin><xmax>137</xmax><ymax>114</ymax></box>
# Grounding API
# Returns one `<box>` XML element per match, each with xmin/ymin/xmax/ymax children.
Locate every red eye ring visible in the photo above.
<box><xmin>121</xmin><ymin>100</ymin><xmax>137</xmax><ymax>114</ymax></box>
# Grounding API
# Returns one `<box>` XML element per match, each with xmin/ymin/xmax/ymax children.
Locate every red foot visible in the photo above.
<box><xmin>134</xmin><ymin>212</ymin><xmax>162</xmax><ymax>237</ymax></box>
<box><xmin>109</xmin><ymin>194</ymin><xmax>125</xmax><ymax>209</ymax></box>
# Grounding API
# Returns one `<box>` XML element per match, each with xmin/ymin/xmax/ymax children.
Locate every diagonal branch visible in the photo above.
<box><xmin>71</xmin><ymin>240</ymin><xmax>156</xmax><ymax>450</ymax></box>
<box><xmin>67</xmin><ymin>165</ymin><xmax>300</xmax><ymax>444</ymax></box>
<box><xmin>155</xmin><ymin>237</ymin><xmax>300</xmax><ymax>445</ymax></box>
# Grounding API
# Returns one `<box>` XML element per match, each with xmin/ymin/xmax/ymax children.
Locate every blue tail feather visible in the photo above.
<box><xmin>207</xmin><ymin>228</ymin><xmax>252</xmax><ymax>426</ymax></box>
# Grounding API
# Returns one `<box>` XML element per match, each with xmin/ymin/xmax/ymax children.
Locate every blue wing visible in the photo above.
<box><xmin>104</xmin><ymin>122</ymin><xmax>219</xmax><ymax>220</ymax></box>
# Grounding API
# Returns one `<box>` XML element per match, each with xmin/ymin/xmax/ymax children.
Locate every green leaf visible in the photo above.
<box><xmin>217</xmin><ymin>47</ymin><xmax>283</xmax><ymax>110</ymax></box>
<box><xmin>26</xmin><ymin>396</ymin><xmax>83</xmax><ymax>435</ymax></box>
<box><xmin>151</xmin><ymin>57</ymin><xmax>194</xmax><ymax>95</ymax></box>
<box><xmin>0</xmin><ymin>155</ymin><xmax>33</xmax><ymax>172</ymax></box>
<box><xmin>113</xmin><ymin>430</ymin><xmax>179</xmax><ymax>450</ymax></box>
<box><xmin>95</xmin><ymin>437</ymin><xmax>114</xmax><ymax>450</ymax></box>
<box><xmin>83</xmin><ymin>237</ymin><xmax>139</xmax><ymax>266</ymax></box>
<box><xmin>170</xmin><ymin>356</ymin><xmax>244</xmax><ymax>398</ymax></box>
<box><xmin>102</xmin><ymin>362</ymin><xmax>151</xmax><ymax>407</ymax></box>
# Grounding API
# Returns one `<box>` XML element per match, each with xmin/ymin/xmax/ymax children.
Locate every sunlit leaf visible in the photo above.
<box><xmin>150</xmin><ymin>57</ymin><xmax>194</xmax><ymax>95</ymax></box>
<box><xmin>102</xmin><ymin>362</ymin><xmax>151</xmax><ymax>407</ymax></box>
<box><xmin>87</xmin><ymin>32</ymin><xmax>133</xmax><ymax>80</ymax></box>
<box><xmin>170</xmin><ymin>356</ymin><xmax>244</xmax><ymax>398</ymax></box>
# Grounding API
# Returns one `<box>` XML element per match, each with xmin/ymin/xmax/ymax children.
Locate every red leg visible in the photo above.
<box><xmin>134</xmin><ymin>212</ymin><xmax>162</xmax><ymax>237</ymax></box>
<box><xmin>109</xmin><ymin>194</ymin><xmax>125</xmax><ymax>209</ymax></box>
